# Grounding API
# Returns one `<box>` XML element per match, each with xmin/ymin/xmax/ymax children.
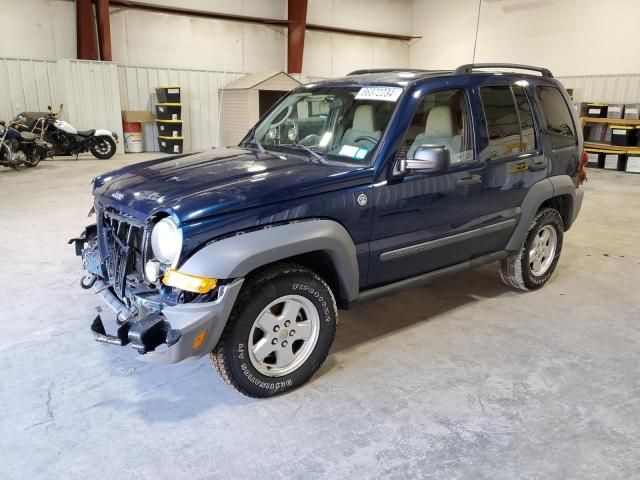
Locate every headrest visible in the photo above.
<box><xmin>353</xmin><ymin>105</ymin><xmax>375</xmax><ymax>131</ymax></box>
<box><xmin>425</xmin><ymin>106</ymin><xmax>453</xmax><ymax>137</ymax></box>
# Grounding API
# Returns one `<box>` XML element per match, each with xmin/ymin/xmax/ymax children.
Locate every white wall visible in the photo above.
<box><xmin>110</xmin><ymin>0</ymin><xmax>411</xmax><ymax>77</ymax></box>
<box><xmin>110</xmin><ymin>8</ymin><xmax>287</xmax><ymax>72</ymax></box>
<box><xmin>410</xmin><ymin>0</ymin><xmax>640</xmax><ymax>77</ymax></box>
<box><xmin>0</xmin><ymin>0</ymin><xmax>75</xmax><ymax>60</ymax></box>
<box><xmin>308</xmin><ymin>0</ymin><xmax>412</xmax><ymax>35</ymax></box>
<box><xmin>303</xmin><ymin>30</ymin><xmax>409</xmax><ymax>78</ymax></box>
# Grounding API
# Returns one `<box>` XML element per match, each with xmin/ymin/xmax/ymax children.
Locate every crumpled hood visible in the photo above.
<box><xmin>93</xmin><ymin>147</ymin><xmax>371</xmax><ymax>224</ymax></box>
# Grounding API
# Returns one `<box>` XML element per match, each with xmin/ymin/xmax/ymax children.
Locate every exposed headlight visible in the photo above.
<box><xmin>150</xmin><ymin>217</ymin><xmax>182</xmax><ymax>265</ymax></box>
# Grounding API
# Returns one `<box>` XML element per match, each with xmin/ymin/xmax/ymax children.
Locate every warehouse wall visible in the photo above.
<box><xmin>109</xmin><ymin>9</ymin><xmax>287</xmax><ymax>73</ymax></box>
<box><xmin>0</xmin><ymin>0</ymin><xmax>76</xmax><ymax>60</ymax></box>
<box><xmin>118</xmin><ymin>65</ymin><xmax>244</xmax><ymax>151</ymax></box>
<box><xmin>410</xmin><ymin>0</ymin><xmax>640</xmax><ymax>77</ymax></box>
<box><xmin>0</xmin><ymin>57</ymin><xmax>125</xmax><ymax>153</ymax></box>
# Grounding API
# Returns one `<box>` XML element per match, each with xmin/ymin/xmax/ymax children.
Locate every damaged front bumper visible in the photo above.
<box><xmin>89</xmin><ymin>278</ymin><xmax>244</xmax><ymax>363</ymax></box>
<box><xmin>70</xmin><ymin>225</ymin><xmax>244</xmax><ymax>363</ymax></box>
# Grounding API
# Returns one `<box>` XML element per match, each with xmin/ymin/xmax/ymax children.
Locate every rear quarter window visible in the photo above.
<box><xmin>479</xmin><ymin>85</ymin><xmax>537</xmax><ymax>159</ymax></box>
<box><xmin>535</xmin><ymin>86</ymin><xmax>577</xmax><ymax>149</ymax></box>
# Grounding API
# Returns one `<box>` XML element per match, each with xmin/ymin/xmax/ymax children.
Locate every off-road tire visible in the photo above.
<box><xmin>210</xmin><ymin>263</ymin><xmax>338</xmax><ymax>398</ymax></box>
<box><xmin>501</xmin><ymin>207</ymin><xmax>564</xmax><ymax>291</ymax></box>
<box><xmin>90</xmin><ymin>136</ymin><xmax>116</xmax><ymax>160</ymax></box>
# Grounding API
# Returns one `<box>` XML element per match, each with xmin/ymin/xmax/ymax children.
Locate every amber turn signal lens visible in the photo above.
<box><xmin>192</xmin><ymin>330</ymin><xmax>207</xmax><ymax>350</ymax></box>
<box><xmin>162</xmin><ymin>269</ymin><xmax>217</xmax><ymax>294</ymax></box>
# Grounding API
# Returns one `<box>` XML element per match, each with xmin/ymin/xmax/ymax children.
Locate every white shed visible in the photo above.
<box><xmin>219</xmin><ymin>72</ymin><xmax>302</xmax><ymax>146</ymax></box>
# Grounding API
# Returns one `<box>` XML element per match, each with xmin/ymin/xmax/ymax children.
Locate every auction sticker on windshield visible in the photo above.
<box><xmin>355</xmin><ymin>86</ymin><xmax>403</xmax><ymax>102</ymax></box>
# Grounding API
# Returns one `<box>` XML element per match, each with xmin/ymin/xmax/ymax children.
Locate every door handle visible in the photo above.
<box><xmin>457</xmin><ymin>174</ymin><xmax>481</xmax><ymax>186</ymax></box>
<box><xmin>528</xmin><ymin>161</ymin><xmax>547</xmax><ymax>172</ymax></box>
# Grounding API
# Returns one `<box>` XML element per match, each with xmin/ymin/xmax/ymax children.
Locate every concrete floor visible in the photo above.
<box><xmin>1</xmin><ymin>154</ymin><xmax>639</xmax><ymax>479</ymax></box>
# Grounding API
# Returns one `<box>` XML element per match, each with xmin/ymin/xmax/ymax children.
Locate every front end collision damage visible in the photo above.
<box><xmin>90</xmin><ymin>278</ymin><xmax>244</xmax><ymax>363</ymax></box>
<box><xmin>72</xmin><ymin>217</ymin><xmax>359</xmax><ymax>363</ymax></box>
<box><xmin>70</xmin><ymin>220</ymin><xmax>245</xmax><ymax>362</ymax></box>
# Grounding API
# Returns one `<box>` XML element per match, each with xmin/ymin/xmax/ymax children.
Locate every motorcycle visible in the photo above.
<box><xmin>0</xmin><ymin>116</ymin><xmax>53</xmax><ymax>170</ymax></box>
<box><xmin>32</xmin><ymin>105</ymin><xmax>118</xmax><ymax>160</ymax></box>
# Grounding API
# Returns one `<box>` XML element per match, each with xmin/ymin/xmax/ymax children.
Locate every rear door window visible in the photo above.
<box><xmin>480</xmin><ymin>85</ymin><xmax>537</xmax><ymax>158</ymax></box>
<box><xmin>535</xmin><ymin>86</ymin><xmax>577</xmax><ymax>149</ymax></box>
<box><xmin>512</xmin><ymin>85</ymin><xmax>536</xmax><ymax>152</ymax></box>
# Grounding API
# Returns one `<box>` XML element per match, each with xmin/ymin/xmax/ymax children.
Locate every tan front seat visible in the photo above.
<box><xmin>408</xmin><ymin>105</ymin><xmax>459</xmax><ymax>158</ymax></box>
<box><xmin>340</xmin><ymin>105</ymin><xmax>381</xmax><ymax>147</ymax></box>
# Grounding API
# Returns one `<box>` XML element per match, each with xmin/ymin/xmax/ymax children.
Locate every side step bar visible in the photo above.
<box><xmin>352</xmin><ymin>250</ymin><xmax>508</xmax><ymax>306</ymax></box>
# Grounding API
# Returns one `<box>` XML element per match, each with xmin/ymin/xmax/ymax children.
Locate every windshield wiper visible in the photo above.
<box><xmin>279</xmin><ymin>143</ymin><xmax>326</xmax><ymax>164</ymax></box>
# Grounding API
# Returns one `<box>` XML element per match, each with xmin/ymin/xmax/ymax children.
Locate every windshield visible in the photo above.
<box><xmin>244</xmin><ymin>85</ymin><xmax>403</xmax><ymax>165</ymax></box>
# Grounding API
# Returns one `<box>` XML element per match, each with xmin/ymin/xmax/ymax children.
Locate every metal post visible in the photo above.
<box><xmin>287</xmin><ymin>0</ymin><xmax>308</xmax><ymax>74</ymax></box>
<box><xmin>76</xmin><ymin>0</ymin><xmax>99</xmax><ymax>60</ymax></box>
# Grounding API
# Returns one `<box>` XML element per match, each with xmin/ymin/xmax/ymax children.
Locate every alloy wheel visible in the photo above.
<box><xmin>248</xmin><ymin>295</ymin><xmax>320</xmax><ymax>377</ymax></box>
<box><xmin>529</xmin><ymin>224</ymin><xmax>557</xmax><ymax>276</ymax></box>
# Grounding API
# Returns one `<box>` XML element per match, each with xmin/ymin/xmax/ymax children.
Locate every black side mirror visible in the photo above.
<box><xmin>47</xmin><ymin>105</ymin><xmax>51</xmax><ymax>111</ymax></box>
<box><xmin>400</xmin><ymin>144</ymin><xmax>450</xmax><ymax>174</ymax></box>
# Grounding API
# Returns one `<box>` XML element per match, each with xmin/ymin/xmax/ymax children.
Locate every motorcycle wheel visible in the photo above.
<box><xmin>90</xmin><ymin>136</ymin><xmax>116</xmax><ymax>160</ymax></box>
<box><xmin>24</xmin><ymin>155</ymin><xmax>43</xmax><ymax>168</ymax></box>
<box><xmin>9</xmin><ymin>161</ymin><xmax>24</xmax><ymax>171</ymax></box>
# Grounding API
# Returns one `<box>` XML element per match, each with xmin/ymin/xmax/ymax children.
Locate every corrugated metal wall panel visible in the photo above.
<box><xmin>58</xmin><ymin>59</ymin><xmax>124</xmax><ymax>154</ymax></box>
<box><xmin>0</xmin><ymin>57</ymin><xmax>58</xmax><ymax>119</ymax></box>
<box><xmin>117</xmin><ymin>65</ymin><xmax>243</xmax><ymax>151</ymax></box>
<box><xmin>558</xmin><ymin>74</ymin><xmax>640</xmax><ymax>104</ymax></box>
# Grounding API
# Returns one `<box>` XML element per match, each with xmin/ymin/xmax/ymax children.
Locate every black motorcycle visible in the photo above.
<box><xmin>30</xmin><ymin>105</ymin><xmax>118</xmax><ymax>160</ymax></box>
<box><xmin>0</xmin><ymin>116</ymin><xmax>53</xmax><ymax>170</ymax></box>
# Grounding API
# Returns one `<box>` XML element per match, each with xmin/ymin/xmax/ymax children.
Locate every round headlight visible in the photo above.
<box><xmin>150</xmin><ymin>217</ymin><xmax>182</xmax><ymax>265</ymax></box>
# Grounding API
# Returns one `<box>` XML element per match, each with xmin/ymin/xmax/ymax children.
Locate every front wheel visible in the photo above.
<box><xmin>24</xmin><ymin>155</ymin><xmax>43</xmax><ymax>168</ymax></box>
<box><xmin>90</xmin><ymin>136</ymin><xmax>116</xmax><ymax>159</ymax></box>
<box><xmin>500</xmin><ymin>207</ymin><xmax>564</xmax><ymax>291</ymax></box>
<box><xmin>210</xmin><ymin>264</ymin><xmax>338</xmax><ymax>398</ymax></box>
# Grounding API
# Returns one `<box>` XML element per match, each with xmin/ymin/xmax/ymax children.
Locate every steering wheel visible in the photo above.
<box><xmin>354</xmin><ymin>135</ymin><xmax>378</xmax><ymax>146</ymax></box>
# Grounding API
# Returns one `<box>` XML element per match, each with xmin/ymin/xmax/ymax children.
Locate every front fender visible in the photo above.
<box><xmin>178</xmin><ymin>220</ymin><xmax>360</xmax><ymax>303</ymax></box>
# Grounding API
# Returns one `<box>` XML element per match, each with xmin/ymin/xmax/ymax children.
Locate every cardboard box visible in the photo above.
<box><xmin>122</xmin><ymin>110</ymin><xmax>153</xmax><ymax>123</ymax></box>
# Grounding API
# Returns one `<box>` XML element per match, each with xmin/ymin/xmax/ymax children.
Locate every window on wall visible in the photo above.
<box><xmin>535</xmin><ymin>86</ymin><xmax>577</xmax><ymax>149</ymax></box>
<box><xmin>398</xmin><ymin>88</ymin><xmax>474</xmax><ymax>165</ymax></box>
<box><xmin>480</xmin><ymin>85</ymin><xmax>537</xmax><ymax>158</ymax></box>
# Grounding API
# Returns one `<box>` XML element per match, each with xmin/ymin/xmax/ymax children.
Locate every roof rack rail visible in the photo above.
<box><xmin>347</xmin><ymin>68</ymin><xmax>432</xmax><ymax>76</ymax></box>
<box><xmin>454</xmin><ymin>63</ymin><xmax>553</xmax><ymax>78</ymax></box>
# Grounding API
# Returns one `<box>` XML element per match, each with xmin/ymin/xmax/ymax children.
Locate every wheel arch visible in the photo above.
<box><xmin>178</xmin><ymin>219</ymin><xmax>360</xmax><ymax>306</ymax></box>
<box><xmin>506</xmin><ymin>175</ymin><xmax>577</xmax><ymax>251</ymax></box>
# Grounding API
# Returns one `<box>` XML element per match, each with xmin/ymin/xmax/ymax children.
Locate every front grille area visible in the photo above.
<box><xmin>100</xmin><ymin>209</ymin><xmax>147</xmax><ymax>300</ymax></box>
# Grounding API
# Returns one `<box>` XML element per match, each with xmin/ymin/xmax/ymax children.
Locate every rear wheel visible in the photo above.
<box><xmin>90</xmin><ymin>136</ymin><xmax>116</xmax><ymax>159</ymax></box>
<box><xmin>210</xmin><ymin>264</ymin><xmax>338</xmax><ymax>398</ymax></box>
<box><xmin>501</xmin><ymin>207</ymin><xmax>564</xmax><ymax>291</ymax></box>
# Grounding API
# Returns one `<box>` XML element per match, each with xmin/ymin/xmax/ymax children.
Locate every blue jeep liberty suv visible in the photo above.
<box><xmin>72</xmin><ymin>63</ymin><xmax>586</xmax><ymax>397</ymax></box>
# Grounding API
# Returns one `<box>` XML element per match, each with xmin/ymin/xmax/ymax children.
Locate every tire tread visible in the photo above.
<box><xmin>209</xmin><ymin>263</ymin><xmax>337</xmax><ymax>398</ymax></box>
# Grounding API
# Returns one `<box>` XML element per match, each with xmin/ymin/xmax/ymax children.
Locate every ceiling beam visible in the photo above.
<box><xmin>108</xmin><ymin>1</ymin><xmax>418</xmax><ymax>41</ymax></box>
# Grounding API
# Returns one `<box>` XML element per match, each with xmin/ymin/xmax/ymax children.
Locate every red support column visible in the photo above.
<box><xmin>287</xmin><ymin>0</ymin><xmax>308</xmax><ymax>74</ymax></box>
<box><xmin>76</xmin><ymin>0</ymin><xmax>99</xmax><ymax>60</ymax></box>
<box><xmin>95</xmin><ymin>0</ymin><xmax>112</xmax><ymax>61</ymax></box>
